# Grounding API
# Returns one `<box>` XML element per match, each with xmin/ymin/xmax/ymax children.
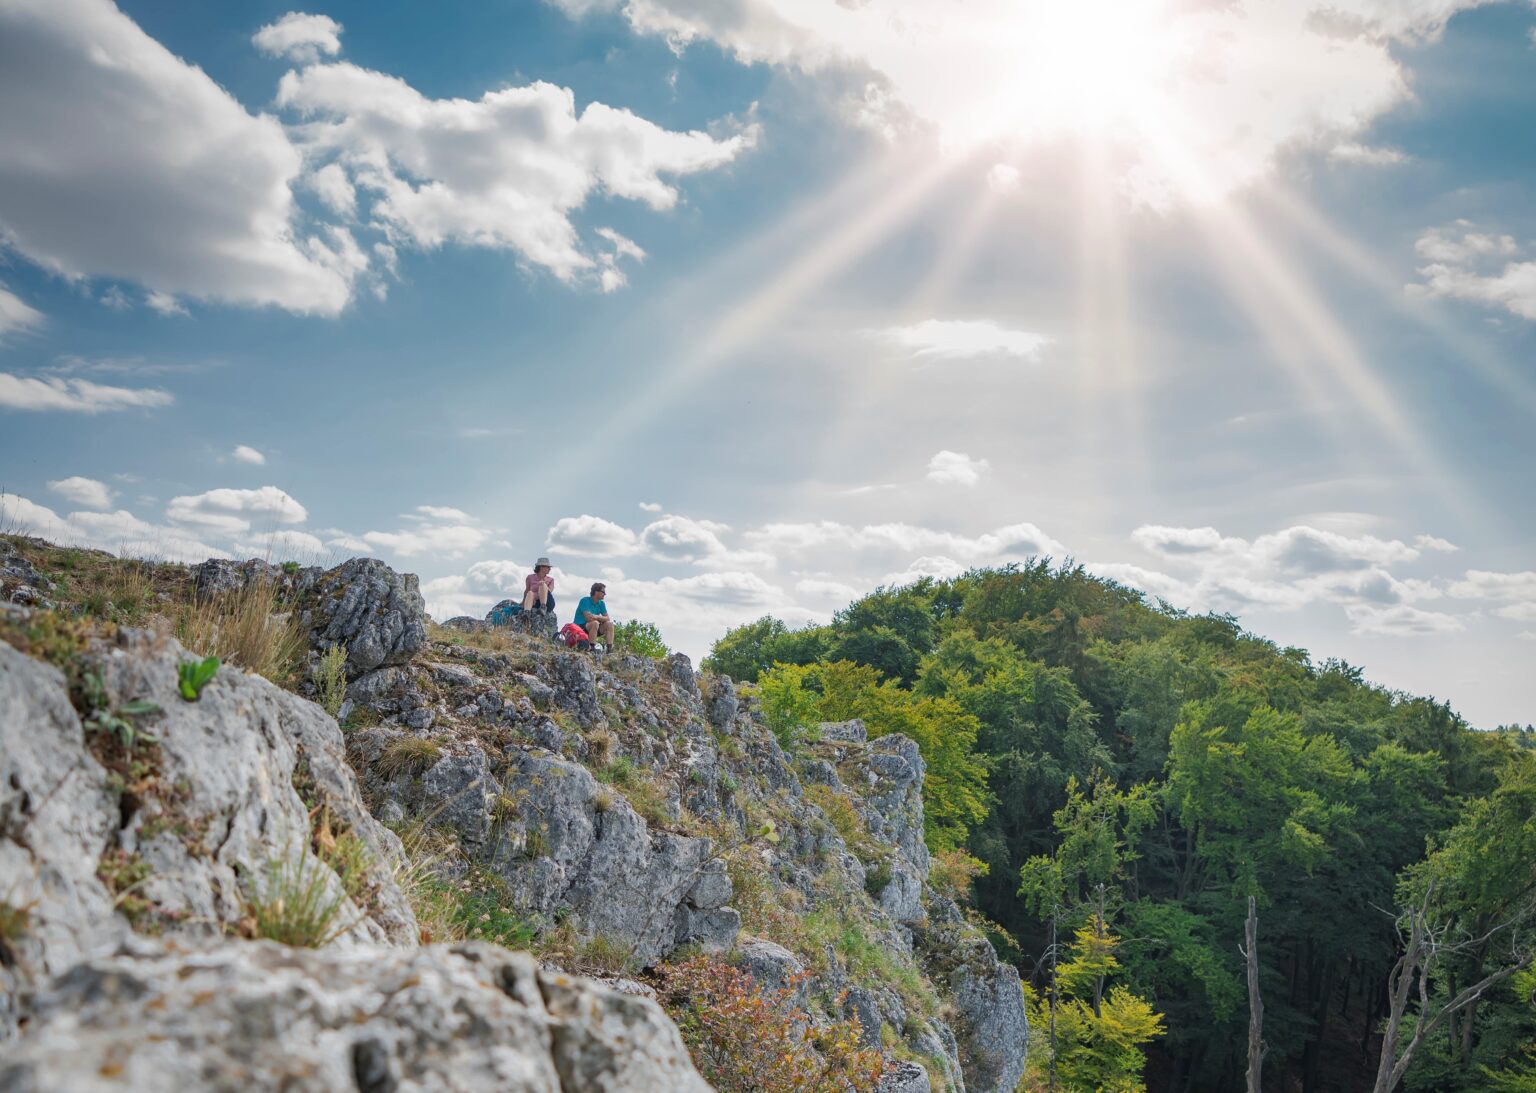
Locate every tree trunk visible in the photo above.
<box><xmin>1247</xmin><ymin>896</ymin><xmax>1265</xmax><ymax>1093</ymax></box>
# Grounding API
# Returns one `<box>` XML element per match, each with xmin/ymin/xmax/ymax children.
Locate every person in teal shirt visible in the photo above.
<box><xmin>573</xmin><ymin>582</ymin><xmax>614</xmax><ymax>650</ymax></box>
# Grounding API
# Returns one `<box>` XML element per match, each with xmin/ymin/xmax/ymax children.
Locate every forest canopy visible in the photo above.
<box><xmin>706</xmin><ymin>560</ymin><xmax>1536</xmax><ymax>1093</ymax></box>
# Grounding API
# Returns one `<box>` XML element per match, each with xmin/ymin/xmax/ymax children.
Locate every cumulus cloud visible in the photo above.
<box><xmin>747</xmin><ymin>519</ymin><xmax>1063</xmax><ymax>564</ymax></box>
<box><xmin>1103</xmin><ymin>521</ymin><xmax>1470</xmax><ymax>634</ymax></box>
<box><xmin>0</xmin><ymin>0</ymin><xmax>367</xmax><ymax>315</ymax></box>
<box><xmin>1345</xmin><ymin>604</ymin><xmax>1465</xmax><ymax>636</ymax></box>
<box><xmin>0</xmin><ymin>372</ymin><xmax>174</xmax><ymax>413</ymax></box>
<box><xmin>274</xmin><ymin>59</ymin><xmax>756</xmax><ymax>286</ymax></box>
<box><xmin>362</xmin><ymin>506</ymin><xmax>488</xmax><ymax>559</ymax></box>
<box><xmin>1447</xmin><ymin>569</ymin><xmax>1536</xmax><ymax>626</ymax></box>
<box><xmin>549</xmin><ymin>0</ymin><xmax>1475</xmax><ymax>204</ymax></box>
<box><xmin>926</xmin><ymin>450</ymin><xmax>990</xmax><ymax>487</ymax></box>
<box><xmin>252</xmin><ymin>12</ymin><xmax>343</xmax><ymax>63</ymax></box>
<box><xmin>48</xmin><ymin>476</ymin><xmax>113</xmax><ymax>510</ymax></box>
<box><xmin>873</xmin><ymin>319</ymin><xmax>1050</xmax><ymax>362</ymax></box>
<box><xmin>548</xmin><ymin>514</ymin><xmax>642</xmax><ymax>557</ymax></box>
<box><xmin>1</xmin><ymin>493</ymin><xmax>226</xmax><ymax>563</ymax></box>
<box><xmin>1410</xmin><ymin>221</ymin><xmax>1536</xmax><ymax>321</ymax></box>
<box><xmin>166</xmin><ymin>486</ymin><xmax>308</xmax><ymax>535</ymax></box>
<box><xmin>232</xmin><ymin>445</ymin><xmax>267</xmax><ymax>465</ymax></box>
<box><xmin>0</xmin><ymin>284</ymin><xmax>43</xmax><ymax>341</ymax></box>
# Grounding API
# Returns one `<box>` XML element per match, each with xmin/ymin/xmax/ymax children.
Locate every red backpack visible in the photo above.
<box><xmin>560</xmin><ymin>622</ymin><xmax>589</xmax><ymax>649</ymax></box>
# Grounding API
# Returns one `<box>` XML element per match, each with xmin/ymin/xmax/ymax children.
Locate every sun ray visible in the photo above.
<box><xmin>1130</xmin><ymin>109</ymin><xmax>1487</xmax><ymax>531</ymax></box>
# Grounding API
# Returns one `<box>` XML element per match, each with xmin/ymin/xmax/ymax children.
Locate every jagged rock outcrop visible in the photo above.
<box><xmin>0</xmin><ymin>939</ymin><xmax>711</xmax><ymax>1092</ymax></box>
<box><xmin>2</xmin><ymin>540</ymin><xmax>1029</xmax><ymax>1092</ymax></box>
<box><xmin>305</xmin><ymin>557</ymin><xmax>428</xmax><ymax>678</ymax></box>
<box><xmin>0</xmin><ymin>614</ymin><xmax>415</xmax><ymax>1039</ymax></box>
<box><xmin>0</xmin><ymin>537</ymin><xmax>51</xmax><ymax>606</ymax></box>
<box><xmin>340</xmin><ymin>607</ymin><xmax>1028</xmax><ymax>1091</ymax></box>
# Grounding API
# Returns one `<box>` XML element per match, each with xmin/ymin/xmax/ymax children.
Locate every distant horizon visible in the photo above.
<box><xmin>2</xmin><ymin>0</ymin><xmax>1533</xmax><ymax>729</ymax></box>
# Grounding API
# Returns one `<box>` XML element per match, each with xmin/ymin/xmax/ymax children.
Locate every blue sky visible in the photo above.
<box><xmin>1</xmin><ymin>0</ymin><xmax>1533</xmax><ymax>727</ymax></box>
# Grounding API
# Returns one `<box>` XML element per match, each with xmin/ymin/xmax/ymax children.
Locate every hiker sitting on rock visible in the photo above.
<box><xmin>574</xmin><ymin>582</ymin><xmax>614</xmax><ymax>650</ymax></box>
<box><xmin>521</xmin><ymin>557</ymin><xmax>556</xmax><ymax>615</ymax></box>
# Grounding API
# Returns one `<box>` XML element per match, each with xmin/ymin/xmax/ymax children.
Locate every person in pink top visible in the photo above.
<box><xmin>521</xmin><ymin>557</ymin><xmax>556</xmax><ymax>615</ymax></box>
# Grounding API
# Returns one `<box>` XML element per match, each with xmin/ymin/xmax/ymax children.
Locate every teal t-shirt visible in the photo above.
<box><xmin>574</xmin><ymin>596</ymin><xmax>607</xmax><ymax>627</ymax></box>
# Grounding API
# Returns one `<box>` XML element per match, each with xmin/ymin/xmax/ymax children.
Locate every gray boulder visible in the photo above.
<box><xmin>192</xmin><ymin>556</ymin><xmax>278</xmax><ymax>599</ymax></box>
<box><xmin>0</xmin><ymin>939</ymin><xmax>712</xmax><ymax>1093</ymax></box>
<box><xmin>819</xmin><ymin>718</ymin><xmax>869</xmax><ymax>743</ymax></box>
<box><xmin>305</xmin><ymin>557</ymin><xmax>427</xmax><ymax>678</ymax></box>
<box><xmin>492</xmin><ymin>752</ymin><xmax>734</xmax><ymax>965</ymax></box>
<box><xmin>0</xmin><ymin>624</ymin><xmax>417</xmax><ymax>1040</ymax></box>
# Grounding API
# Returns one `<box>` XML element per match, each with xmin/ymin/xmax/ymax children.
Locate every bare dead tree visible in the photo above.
<box><xmin>1370</xmin><ymin>884</ymin><xmax>1534</xmax><ymax>1093</ymax></box>
<box><xmin>1242</xmin><ymin>895</ymin><xmax>1266</xmax><ymax>1093</ymax></box>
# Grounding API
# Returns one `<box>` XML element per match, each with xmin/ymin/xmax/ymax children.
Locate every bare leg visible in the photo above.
<box><xmin>522</xmin><ymin>589</ymin><xmax>536</xmax><ymax>610</ymax></box>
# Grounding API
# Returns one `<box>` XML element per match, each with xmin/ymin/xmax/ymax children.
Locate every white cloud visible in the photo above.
<box><xmin>878</xmin><ymin>556</ymin><xmax>968</xmax><ymax>588</ymax></box>
<box><xmin>238</xmin><ymin>528</ymin><xmax>329</xmax><ymax>561</ymax></box>
<box><xmin>796</xmin><ymin>577</ymin><xmax>860</xmax><ymax>601</ymax></box>
<box><xmin>1496</xmin><ymin>603</ymin><xmax>1536</xmax><ymax>623</ymax></box>
<box><xmin>1345</xmin><ymin>604</ymin><xmax>1466</xmax><ymax>636</ymax></box>
<box><xmin>145</xmin><ymin>291</ymin><xmax>189</xmax><ymax>317</ymax></box>
<box><xmin>252</xmin><ymin>12</ymin><xmax>343</xmax><ymax>63</ymax></box>
<box><xmin>639</xmin><ymin>501</ymin><xmax>663</xmax><ymax>512</ymax></box>
<box><xmin>232</xmin><ymin>445</ymin><xmax>267</xmax><ymax>465</ymax></box>
<box><xmin>410</xmin><ymin>505</ymin><xmax>473</xmax><ymax>523</ymax></box>
<box><xmin>0</xmin><ymin>0</ymin><xmax>366</xmax><ymax>315</ymax></box>
<box><xmin>48</xmin><ymin>476</ymin><xmax>113</xmax><ymax>510</ymax></box>
<box><xmin>747</xmin><ymin>519</ymin><xmax>1063</xmax><ymax>563</ymax></box>
<box><xmin>0</xmin><ymin>372</ymin><xmax>174</xmax><ymax>413</ymax></box>
<box><xmin>274</xmin><ymin>59</ymin><xmax>756</xmax><ymax>287</ymax></box>
<box><xmin>1329</xmin><ymin>141</ymin><xmax>1406</xmax><ymax>166</ymax></box>
<box><xmin>1</xmin><ymin>493</ymin><xmax>226</xmax><ymax>563</ymax></box>
<box><xmin>308</xmin><ymin>162</ymin><xmax>356</xmax><ymax>216</ymax></box>
<box><xmin>873</xmin><ymin>319</ymin><xmax>1049</xmax><ymax>362</ymax></box>
<box><xmin>550</xmin><ymin>0</ymin><xmax>1475</xmax><ymax>204</ymax></box>
<box><xmin>1410</xmin><ymin>221</ymin><xmax>1536</xmax><ymax>321</ymax></box>
<box><xmin>362</xmin><ymin>525</ymin><xmax>489</xmax><ymax>558</ymax></box>
<box><xmin>166</xmin><ymin>486</ymin><xmax>308</xmax><ymax>535</ymax></box>
<box><xmin>986</xmin><ymin>163</ymin><xmax>1022</xmax><ymax>194</ymax></box>
<box><xmin>1107</xmin><ymin>521</ymin><xmax>1473</xmax><ymax>632</ymax></box>
<box><xmin>926</xmin><ymin>450</ymin><xmax>990</xmax><ymax>487</ymax></box>
<box><xmin>0</xmin><ymin>284</ymin><xmax>43</xmax><ymax>341</ymax></box>
<box><xmin>548</xmin><ymin>514</ymin><xmax>642</xmax><ymax>557</ymax></box>
<box><xmin>1448</xmin><ymin>570</ymin><xmax>1536</xmax><ymax>602</ymax></box>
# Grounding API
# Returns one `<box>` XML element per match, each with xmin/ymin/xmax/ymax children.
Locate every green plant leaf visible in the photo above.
<box><xmin>178</xmin><ymin>656</ymin><xmax>220</xmax><ymax>701</ymax></box>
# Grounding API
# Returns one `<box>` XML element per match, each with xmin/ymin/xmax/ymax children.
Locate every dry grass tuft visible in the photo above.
<box><xmin>176</xmin><ymin>578</ymin><xmax>304</xmax><ymax>683</ymax></box>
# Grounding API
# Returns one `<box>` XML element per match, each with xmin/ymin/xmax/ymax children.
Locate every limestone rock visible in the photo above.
<box><xmin>0</xmin><ymin>625</ymin><xmax>417</xmax><ymax>1040</ymax></box>
<box><xmin>304</xmin><ymin>557</ymin><xmax>427</xmax><ymax>679</ymax></box>
<box><xmin>0</xmin><ymin>940</ymin><xmax>711</xmax><ymax>1093</ymax></box>
<box><xmin>491</xmin><ymin>752</ymin><xmax>735</xmax><ymax>965</ymax></box>
<box><xmin>819</xmin><ymin>718</ymin><xmax>869</xmax><ymax>743</ymax></box>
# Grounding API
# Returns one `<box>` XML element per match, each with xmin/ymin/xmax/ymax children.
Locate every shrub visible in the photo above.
<box><xmin>614</xmin><ymin>619</ymin><xmax>670</xmax><ymax>659</ymax></box>
<box><xmin>928</xmin><ymin>847</ymin><xmax>989</xmax><ymax>904</ymax></box>
<box><xmin>244</xmin><ymin>843</ymin><xmax>354</xmax><ymax>948</ymax></box>
<box><xmin>758</xmin><ymin>663</ymin><xmax>823</xmax><ymax>750</ymax></box>
<box><xmin>311</xmin><ymin>644</ymin><xmax>348</xmax><ymax>717</ymax></box>
<box><xmin>656</xmin><ymin>955</ymin><xmax>888</xmax><ymax>1093</ymax></box>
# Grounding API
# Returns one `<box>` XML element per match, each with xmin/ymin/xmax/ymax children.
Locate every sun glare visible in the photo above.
<box><xmin>924</xmin><ymin>0</ymin><xmax>1181</xmax><ymax>152</ymax></box>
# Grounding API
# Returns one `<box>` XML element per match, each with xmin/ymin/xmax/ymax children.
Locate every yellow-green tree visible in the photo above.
<box><xmin>1024</xmin><ymin>915</ymin><xmax>1165</xmax><ymax>1093</ymax></box>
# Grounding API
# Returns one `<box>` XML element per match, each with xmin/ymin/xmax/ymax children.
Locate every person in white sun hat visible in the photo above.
<box><xmin>521</xmin><ymin>557</ymin><xmax>556</xmax><ymax>615</ymax></box>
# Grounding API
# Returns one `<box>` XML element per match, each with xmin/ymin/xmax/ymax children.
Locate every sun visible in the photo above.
<box><xmin>898</xmin><ymin>0</ymin><xmax>1187</xmax><ymax>152</ymax></box>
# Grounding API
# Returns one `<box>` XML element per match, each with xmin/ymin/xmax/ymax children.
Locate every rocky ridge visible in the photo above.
<box><xmin>0</xmin><ymin>537</ymin><xmax>1026</xmax><ymax>1091</ymax></box>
